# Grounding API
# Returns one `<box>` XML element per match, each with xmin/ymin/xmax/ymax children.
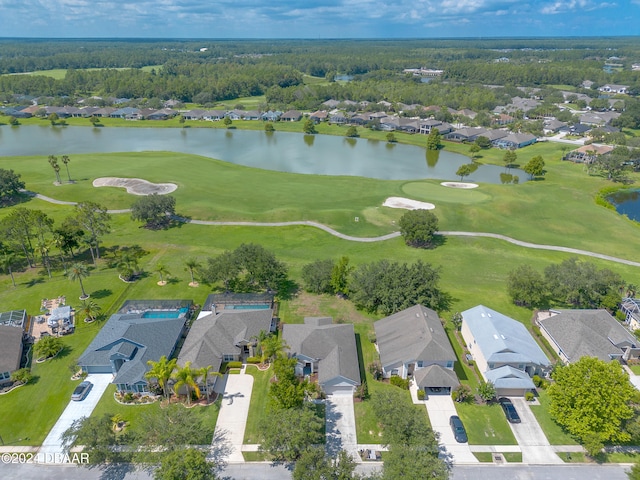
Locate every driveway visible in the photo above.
<box><xmin>213</xmin><ymin>371</ymin><xmax>253</xmax><ymax>463</ymax></box>
<box><xmin>507</xmin><ymin>397</ymin><xmax>562</xmax><ymax>464</ymax></box>
<box><xmin>423</xmin><ymin>395</ymin><xmax>478</xmax><ymax>464</ymax></box>
<box><xmin>326</xmin><ymin>393</ymin><xmax>358</xmax><ymax>460</ymax></box>
<box><xmin>39</xmin><ymin>374</ymin><xmax>112</xmax><ymax>462</ymax></box>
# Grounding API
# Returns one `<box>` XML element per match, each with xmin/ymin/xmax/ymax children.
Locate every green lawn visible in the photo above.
<box><xmin>629</xmin><ymin>365</ymin><xmax>640</xmax><ymax>375</ymax></box>
<box><xmin>503</xmin><ymin>452</ymin><xmax>523</xmax><ymax>462</ymax></box>
<box><xmin>455</xmin><ymin>402</ymin><xmax>517</xmax><ymax>445</ymax></box>
<box><xmin>529</xmin><ymin>391</ymin><xmax>579</xmax><ymax>445</ymax></box>
<box><xmin>472</xmin><ymin>452</ymin><xmax>493</xmax><ymax>462</ymax></box>
<box><xmin>243</xmin><ymin>366</ymin><xmax>273</xmax><ymax>444</ymax></box>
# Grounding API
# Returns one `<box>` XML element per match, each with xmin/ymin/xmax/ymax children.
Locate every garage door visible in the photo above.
<box><xmin>325</xmin><ymin>385</ymin><xmax>354</xmax><ymax>396</ymax></box>
<box><xmin>497</xmin><ymin>388</ymin><xmax>525</xmax><ymax>397</ymax></box>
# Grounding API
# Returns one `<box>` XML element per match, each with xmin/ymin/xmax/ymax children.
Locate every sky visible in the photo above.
<box><xmin>0</xmin><ymin>0</ymin><xmax>638</xmax><ymax>38</ymax></box>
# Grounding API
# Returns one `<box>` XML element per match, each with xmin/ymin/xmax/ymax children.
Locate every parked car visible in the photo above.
<box><xmin>499</xmin><ymin>397</ymin><xmax>521</xmax><ymax>423</ymax></box>
<box><xmin>449</xmin><ymin>415</ymin><xmax>468</xmax><ymax>443</ymax></box>
<box><xmin>71</xmin><ymin>380</ymin><xmax>92</xmax><ymax>401</ymax></box>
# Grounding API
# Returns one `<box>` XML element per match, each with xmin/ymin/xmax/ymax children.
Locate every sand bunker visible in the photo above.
<box><xmin>440</xmin><ymin>182</ymin><xmax>479</xmax><ymax>189</ymax></box>
<box><xmin>93</xmin><ymin>177</ymin><xmax>178</xmax><ymax>196</ymax></box>
<box><xmin>383</xmin><ymin>197</ymin><xmax>435</xmax><ymax>210</ymax></box>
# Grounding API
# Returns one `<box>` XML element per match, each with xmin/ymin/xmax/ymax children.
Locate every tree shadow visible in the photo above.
<box><xmin>90</xmin><ymin>289</ymin><xmax>112</xmax><ymax>299</ymax></box>
<box><xmin>24</xmin><ymin>277</ymin><xmax>45</xmax><ymax>288</ymax></box>
<box><xmin>277</xmin><ymin>279</ymin><xmax>299</xmax><ymax>301</ymax></box>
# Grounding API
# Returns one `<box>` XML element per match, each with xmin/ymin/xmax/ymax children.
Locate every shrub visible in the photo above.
<box><xmin>123</xmin><ymin>392</ymin><xmax>134</xmax><ymax>403</ymax></box>
<box><xmin>246</xmin><ymin>356</ymin><xmax>261</xmax><ymax>364</ymax></box>
<box><xmin>417</xmin><ymin>390</ymin><xmax>426</xmax><ymax>400</ymax></box>
<box><xmin>355</xmin><ymin>381</ymin><xmax>368</xmax><ymax>400</ymax></box>
<box><xmin>11</xmin><ymin>368</ymin><xmax>32</xmax><ymax>385</ymax></box>
<box><xmin>389</xmin><ymin>376</ymin><xmax>410</xmax><ymax>390</ymax></box>
<box><xmin>453</xmin><ymin>384</ymin><xmax>472</xmax><ymax>403</ymax></box>
<box><xmin>525</xmin><ymin>392</ymin><xmax>535</xmax><ymax>401</ymax></box>
<box><xmin>532</xmin><ymin>375</ymin><xmax>543</xmax><ymax>387</ymax></box>
<box><xmin>226</xmin><ymin>361</ymin><xmax>243</xmax><ymax>369</ymax></box>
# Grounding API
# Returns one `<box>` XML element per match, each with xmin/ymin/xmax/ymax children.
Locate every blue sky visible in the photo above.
<box><xmin>0</xmin><ymin>0</ymin><xmax>638</xmax><ymax>38</ymax></box>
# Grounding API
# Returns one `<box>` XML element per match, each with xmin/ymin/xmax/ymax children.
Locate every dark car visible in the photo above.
<box><xmin>71</xmin><ymin>380</ymin><xmax>93</xmax><ymax>401</ymax></box>
<box><xmin>499</xmin><ymin>397</ymin><xmax>521</xmax><ymax>423</ymax></box>
<box><xmin>449</xmin><ymin>415</ymin><xmax>468</xmax><ymax>443</ymax></box>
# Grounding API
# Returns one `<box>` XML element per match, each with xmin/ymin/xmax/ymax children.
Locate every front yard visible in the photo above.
<box><xmin>529</xmin><ymin>391</ymin><xmax>578</xmax><ymax>445</ymax></box>
<box><xmin>455</xmin><ymin>402</ymin><xmax>517</xmax><ymax>445</ymax></box>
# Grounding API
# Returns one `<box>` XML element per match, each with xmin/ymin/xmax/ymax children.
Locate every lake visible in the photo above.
<box><xmin>0</xmin><ymin>125</ymin><xmax>525</xmax><ymax>183</ymax></box>
<box><xmin>608</xmin><ymin>189</ymin><xmax>640</xmax><ymax>222</ymax></box>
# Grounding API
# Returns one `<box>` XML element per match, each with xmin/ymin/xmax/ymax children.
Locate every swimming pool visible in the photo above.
<box><xmin>224</xmin><ymin>304</ymin><xmax>271</xmax><ymax>310</ymax></box>
<box><xmin>142</xmin><ymin>307</ymin><xmax>189</xmax><ymax>318</ymax></box>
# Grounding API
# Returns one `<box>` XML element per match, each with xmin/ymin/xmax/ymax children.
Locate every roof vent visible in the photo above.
<box><xmin>493</xmin><ymin>334</ymin><xmax>499</xmax><ymax>340</ymax></box>
<box><xmin>481</xmin><ymin>313</ymin><xmax>485</xmax><ymax>318</ymax></box>
<box><xmin>429</xmin><ymin>327</ymin><xmax>433</xmax><ymax>333</ymax></box>
<box><xmin>501</xmin><ymin>334</ymin><xmax>506</xmax><ymax>339</ymax></box>
<box><xmin>416</xmin><ymin>313</ymin><xmax>420</xmax><ymax>317</ymax></box>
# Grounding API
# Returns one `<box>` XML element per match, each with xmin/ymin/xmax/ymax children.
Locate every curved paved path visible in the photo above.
<box><xmin>25</xmin><ymin>191</ymin><xmax>640</xmax><ymax>268</ymax></box>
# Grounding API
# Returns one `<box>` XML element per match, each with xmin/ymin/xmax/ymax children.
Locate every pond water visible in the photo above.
<box><xmin>0</xmin><ymin>125</ymin><xmax>525</xmax><ymax>183</ymax></box>
<box><xmin>608</xmin><ymin>189</ymin><xmax>640</xmax><ymax>222</ymax></box>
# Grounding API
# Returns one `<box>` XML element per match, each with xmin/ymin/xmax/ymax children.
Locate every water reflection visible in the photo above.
<box><xmin>385</xmin><ymin>142</ymin><xmax>396</xmax><ymax>150</ymax></box>
<box><xmin>303</xmin><ymin>134</ymin><xmax>315</xmax><ymax>147</ymax></box>
<box><xmin>426</xmin><ymin>150</ymin><xmax>440</xmax><ymax>168</ymax></box>
<box><xmin>344</xmin><ymin>138</ymin><xmax>357</xmax><ymax>148</ymax></box>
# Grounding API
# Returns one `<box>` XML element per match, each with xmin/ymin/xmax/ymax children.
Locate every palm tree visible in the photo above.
<box><xmin>48</xmin><ymin>155</ymin><xmax>61</xmax><ymax>184</ymax></box>
<box><xmin>0</xmin><ymin>251</ymin><xmax>17</xmax><ymax>287</ymax></box>
<box><xmin>156</xmin><ymin>263</ymin><xmax>170</xmax><ymax>286</ymax></box>
<box><xmin>172</xmin><ymin>362</ymin><xmax>200</xmax><ymax>405</ymax></box>
<box><xmin>78</xmin><ymin>300</ymin><xmax>101</xmax><ymax>323</ymax></box>
<box><xmin>117</xmin><ymin>251</ymin><xmax>139</xmax><ymax>282</ymax></box>
<box><xmin>260</xmin><ymin>334</ymin><xmax>289</xmax><ymax>364</ymax></box>
<box><xmin>61</xmin><ymin>155</ymin><xmax>72</xmax><ymax>182</ymax></box>
<box><xmin>197</xmin><ymin>365</ymin><xmax>221</xmax><ymax>402</ymax></box>
<box><xmin>184</xmin><ymin>258</ymin><xmax>200</xmax><ymax>286</ymax></box>
<box><xmin>145</xmin><ymin>355</ymin><xmax>177</xmax><ymax>399</ymax></box>
<box><xmin>68</xmin><ymin>262</ymin><xmax>90</xmax><ymax>299</ymax></box>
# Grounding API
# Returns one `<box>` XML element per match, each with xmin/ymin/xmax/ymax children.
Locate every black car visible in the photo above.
<box><xmin>449</xmin><ymin>415</ymin><xmax>468</xmax><ymax>443</ymax></box>
<box><xmin>71</xmin><ymin>380</ymin><xmax>93</xmax><ymax>401</ymax></box>
<box><xmin>498</xmin><ymin>397</ymin><xmax>521</xmax><ymax>423</ymax></box>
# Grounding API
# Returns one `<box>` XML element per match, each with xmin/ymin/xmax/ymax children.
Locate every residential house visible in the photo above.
<box><xmin>226</xmin><ymin>109</ymin><xmax>246</xmax><ymax>121</ymax></box>
<box><xmin>329</xmin><ymin>113</ymin><xmax>348</xmax><ymax>124</ymax></box>
<box><xmin>110</xmin><ymin>107</ymin><xmax>140</xmax><ymax>119</ymax></box>
<box><xmin>380</xmin><ymin>115</ymin><xmax>400</xmax><ymax>131</ymax></box>
<box><xmin>461</xmin><ymin>305</ymin><xmax>550</xmax><ymax>396</ymax></box>
<box><xmin>147</xmin><ymin>108</ymin><xmax>177</xmax><ymax>120</ymax></box>
<box><xmin>456</xmin><ymin>108</ymin><xmax>478</xmax><ymax>120</ymax></box>
<box><xmin>492</xmin><ymin>113</ymin><xmax>515</xmax><ymax>126</ymax></box>
<box><xmin>77</xmin><ymin>301</ymin><xmax>191</xmax><ymax>393</ymax></box>
<box><xmin>349</xmin><ymin>114</ymin><xmax>369</xmax><ymax>126</ymax></box>
<box><xmin>419</xmin><ymin>119</ymin><xmax>453</xmax><ymax>135</ymax></box>
<box><xmin>3</xmin><ymin>107</ymin><xmax>32</xmax><ymax>118</ymax></box>
<box><xmin>445</xmin><ymin>127</ymin><xmax>489</xmax><ymax>142</ymax></box>
<box><xmin>0</xmin><ymin>310</ymin><xmax>27</xmax><ymax>386</ymax></box>
<box><xmin>559</xmin><ymin>123</ymin><xmax>592</xmax><ymax>137</ymax></box>
<box><xmin>580</xmin><ymin>111</ymin><xmax>620</xmax><ymax>127</ymax></box>
<box><xmin>492</xmin><ymin>132</ymin><xmax>537</xmax><ymax>150</ymax></box>
<box><xmin>563</xmin><ymin>144</ymin><xmax>613</xmax><ymax>163</ymax></box>
<box><xmin>543</xmin><ymin>119</ymin><xmax>568</xmax><ymax>134</ymax></box>
<box><xmin>177</xmin><ymin>307</ymin><xmax>276</xmax><ymax>390</ymax></box>
<box><xmin>203</xmin><ymin>110</ymin><xmax>227</xmax><ymax>121</ymax></box>
<box><xmin>243</xmin><ymin>110</ymin><xmax>262</xmax><ymax>121</ymax></box>
<box><xmin>396</xmin><ymin>118</ymin><xmax>420</xmax><ymax>133</ymax></box>
<box><xmin>322</xmin><ymin>99</ymin><xmax>341</xmax><ymax>109</ymax></box>
<box><xmin>282</xmin><ymin>317</ymin><xmax>361</xmax><ymax>395</ymax></box>
<box><xmin>481</xmin><ymin>129</ymin><xmax>509</xmax><ymax>143</ymax></box>
<box><xmin>537</xmin><ymin>309</ymin><xmax>640</xmax><ymax>363</ymax></box>
<box><xmin>92</xmin><ymin>107</ymin><xmax>116</xmax><ymax>118</ymax></box>
<box><xmin>261</xmin><ymin>110</ymin><xmax>282</xmax><ymax>122</ymax></box>
<box><xmin>374</xmin><ymin>305</ymin><xmax>459</xmax><ymax>395</ymax></box>
<box><xmin>309</xmin><ymin>110</ymin><xmax>328</xmax><ymax>123</ymax></box>
<box><xmin>182</xmin><ymin>109</ymin><xmax>206</xmax><ymax>120</ymax></box>
<box><xmin>599</xmin><ymin>84</ymin><xmax>629</xmax><ymax>95</ymax></box>
<box><xmin>280</xmin><ymin>110</ymin><xmax>303</xmax><ymax>122</ymax></box>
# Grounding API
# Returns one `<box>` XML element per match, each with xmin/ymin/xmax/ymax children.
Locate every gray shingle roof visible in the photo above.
<box><xmin>178</xmin><ymin>309</ymin><xmax>273</xmax><ymax>372</ymax></box>
<box><xmin>282</xmin><ymin>318</ymin><xmax>360</xmax><ymax>386</ymax></box>
<box><xmin>462</xmin><ymin>305</ymin><xmax>550</xmax><ymax>368</ymax></box>
<box><xmin>374</xmin><ymin>305</ymin><xmax>456</xmax><ymax>370</ymax></box>
<box><xmin>539</xmin><ymin>309</ymin><xmax>637</xmax><ymax>362</ymax></box>
<box><xmin>77</xmin><ymin>313</ymin><xmax>186</xmax><ymax>387</ymax></box>
<box><xmin>485</xmin><ymin>365</ymin><xmax>535</xmax><ymax>390</ymax></box>
<box><xmin>414</xmin><ymin>364</ymin><xmax>459</xmax><ymax>389</ymax></box>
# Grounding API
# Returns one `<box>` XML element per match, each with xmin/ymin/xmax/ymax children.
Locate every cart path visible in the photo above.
<box><xmin>25</xmin><ymin>191</ymin><xmax>640</xmax><ymax>268</ymax></box>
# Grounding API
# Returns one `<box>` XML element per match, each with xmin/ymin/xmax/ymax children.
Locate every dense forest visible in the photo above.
<box><xmin>0</xmin><ymin>37</ymin><xmax>639</xmax><ymax>110</ymax></box>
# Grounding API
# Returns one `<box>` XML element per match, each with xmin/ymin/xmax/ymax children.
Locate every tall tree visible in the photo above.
<box><xmin>184</xmin><ymin>258</ymin><xmax>200</xmax><ymax>286</ymax></box>
<box><xmin>301</xmin><ymin>258</ymin><xmax>335</xmax><ymax>294</ymax></box>
<box><xmin>523</xmin><ymin>155</ymin><xmax>546</xmax><ymax>180</ymax></box>
<box><xmin>61</xmin><ymin>155</ymin><xmax>72</xmax><ymax>182</ymax></box>
<box><xmin>145</xmin><ymin>355</ymin><xmax>178</xmax><ymax>399</ymax></box>
<box><xmin>197</xmin><ymin>365</ymin><xmax>220</xmax><ymax>402</ymax></box>
<box><xmin>548</xmin><ymin>357</ymin><xmax>636</xmax><ymax>454</ymax></box>
<box><xmin>73</xmin><ymin>202</ymin><xmax>111</xmax><ymax>261</ymax></box>
<box><xmin>258</xmin><ymin>405</ymin><xmax>324</xmax><ymax>461</ymax></box>
<box><xmin>68</xmin><ymin>262</ymin><xmax>90</xmax><ymax>299</ymax></box>
<box><xmin>2</xmin><ymin>208</ymin><xmax>36</xmax><ymax>266</ymax></box>
<box><xmin>330</xmin><ymin>256</ymin><xmax>352</xmax><ymax>296</ymax></box>
<box><xmin>426</xmin><ymin>128</ymin><xmax>442</xmax><ymax>150</ymax></box>
<box><xmin>130</xmin><ymin>194</ymin><xmax>176</xmax><ymax>229</ymax></box>
<box><xmin>154</xmin><ymin>448</ymin><xmax>217</xmax><ymax>480</ymax></box>
<box><xmin>48</xmin><ymin>155</ymin><xmax>62</xmax><ymax>184</ymax></box>
<box><xmin>303</xmin><ymin>119</ymin><xmax>316</xmax><ymax>134</ymax></box>
<box><xmin>78</xmin><ymin>299</ymin><xmax>101</xmax><ymax>323</ymax></box>
<box><xmin>0</xmin><ymin>168</ymin><xmax>25</xmax><ymax>205</ymax></box>
<box><xmin>0</xmin><ymin>251</ymin><xmax>18</xmax><ymax>287</ymax></box>
<box><xmin>503</xmin><ymin>150</ymin><xmax>517</xmax><ymax>171</ymax></box>
<box><xmin>456</xmin><ymin>163</ymin><xmax>474</xmax><ymax>181</ymax></box>
<box><xmin>507</xmin><ymin>264</ymin><xmax>547</xmax><ymax>307</ymax></box>
<box><xmin>204</xmin><ymin>251</ymin><xmax>240</xmax><ymax>291</ymax></box>
<box><xmin>155</xmin><ymin>263</ymin><xmax>169</xmax><ymax>285</ymax></box>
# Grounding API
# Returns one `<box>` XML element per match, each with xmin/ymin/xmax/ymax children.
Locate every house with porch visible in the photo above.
<box><xmin>280</xmin><ymin>110</ymin><xmax>303</xmax><ymax>122</ymax></box>
<box><xmin>492</xmin><ymin>132</ymin><xmax>537</xmax><ymax>149</ymax></box>
<box><xmin>282</xmin><ymin>317</ymin><xmax>360</xmax><ymax>395</ymax></box>
<box><xmin>621</xmin><ymin>298</ymin><xmax>640</xmax><ymax>331</ymax></box>
<box><xmin>461</xmin><ymin>305</ymin><xmax>550</xmax><ymax>396</ymax></box>
<box><xmin>177</xmin><ymin>305</ymin><xmax>276</xmax><ymax>389</ymax></box>
<box><xmin>374</xmin><ymin>305</ymin><xmax>459</xmax><ymax>395</ymax></box>
<box><xmin>537</xmin><ymin>309</ymin><xmax>640</xmax><ymax>364</ymax></box>
<box><xmin>445</xmin><ymin>127</ymin><xmax>489</xmax><ymax>142</ymax></box>
<box><xmin>77</xmin><ymin>301</ymin><xmax>191</xmax><ymax>393</ymax></box>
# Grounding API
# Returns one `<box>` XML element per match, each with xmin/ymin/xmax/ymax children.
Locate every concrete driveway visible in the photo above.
<box><xmin>326</xmin><ymin>393</ymin><xmax>358</xmax><ymax>460</ymax></box>
<box><xmin>423</xmin><ymin>395</ymin><xmax>478</xmax><ymax>464</ymax></box>
<box><xmin>507</xmin><ymin>397</ymin><xmax>562</xmax><ymax>464</ymax></box>
<box><xmin>39</xmin><ymin>374</ymin><xmax>112</xmax><ymax>461</ymax></box>
<box><xmin>213</xmin><ymin>372</ymin><xmax>253</xmax><ymax>463</ymax></box>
